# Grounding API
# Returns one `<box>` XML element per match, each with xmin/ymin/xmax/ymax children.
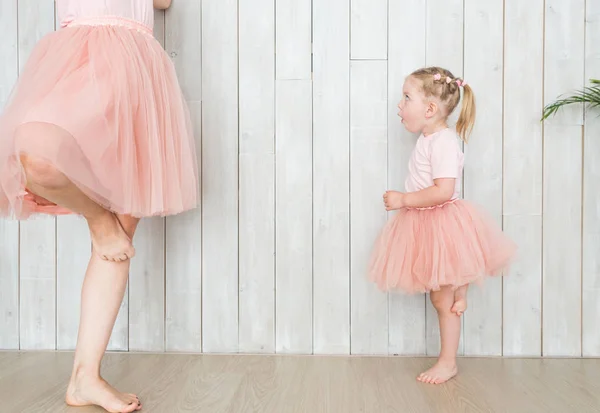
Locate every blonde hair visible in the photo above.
<box><xmin>409</xmin><ymin>66</ymin><xmax>476</xmax><ymax>143</ymax></box>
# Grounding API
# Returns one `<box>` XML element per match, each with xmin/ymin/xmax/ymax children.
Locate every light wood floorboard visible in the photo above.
<box><xmin>0</xmin><ymin>352</ymin><xmax>599</xmax><ymax>412</ymax></box>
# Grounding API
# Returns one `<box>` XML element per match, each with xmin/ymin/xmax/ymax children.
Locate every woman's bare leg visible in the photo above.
<box><xmin>66</xmin><ymin>215</ymin><xmax>142</xmax><ymax>413</ymax></box>
<box><xmin>16</xmin><ymin>122</ymin><xmax>134</xmax><ymax>261</ymax></box>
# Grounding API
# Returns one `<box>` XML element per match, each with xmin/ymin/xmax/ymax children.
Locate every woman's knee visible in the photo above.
<box><xmin>15</xmin><ymin>123</ymin><xmax>68</xmax><ymax>189</ymax></box>
<box><xmin>19</xmin><ymin>152</ymin><xmax>67</xmax><ymax>189</ymax></box>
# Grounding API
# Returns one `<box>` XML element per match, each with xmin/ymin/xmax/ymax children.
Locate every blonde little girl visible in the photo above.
<box><xmin>369</xmin><ymin>66</ymin><xmax>516</xmax><ymax>384</ymax></box>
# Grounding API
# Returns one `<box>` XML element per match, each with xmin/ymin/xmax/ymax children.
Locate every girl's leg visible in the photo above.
<box><xmin>17</xmin><ymin>122</ymin><xmax>134</xmax><ymax>262</ymax></box>
<box><xmin>417</xmin><ymin>286</ymin><xmax>460</xmax><ymax>384</ymax></box>
<box><xmin>66</xmin><ymin>215</ymin><xmax>142</xmax><ymax>413</ymax></box>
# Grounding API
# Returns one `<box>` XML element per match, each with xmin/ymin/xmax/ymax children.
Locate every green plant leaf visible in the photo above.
<box><xmin>541</xmin><ymin>78</ymin><xmax>600</xmax><ymax>121</ymax></box>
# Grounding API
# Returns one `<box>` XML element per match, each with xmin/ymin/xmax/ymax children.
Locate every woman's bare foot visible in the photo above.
<box><xmin>66</xmin><ymin>373</ymin><xmax>141</xmax><ymax>412</ymax></box>
<box><xmin>87</xmin><ymin>210</ymin><xmax>135</xmax><ymax>262</ymax></box>
<box><xmin>417</xmin><ymin>360</ymin><xmax>458</xmax><ymax>384</ymax></box>
<box><xmin>451</xmin><ymin>285</ymin><xmax>468</xmax><ymax>316</ymax></box>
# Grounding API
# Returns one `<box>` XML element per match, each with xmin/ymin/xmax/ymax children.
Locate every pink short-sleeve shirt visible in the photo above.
<box><xmin>404</xmin><ymin>128</ymin><xmax>464</xmax><ymax>199</ymax></box>
<box><xmin>57</xmin><ymin>0</ymin><xmax>154</xmax><ymax>29</ymax></box>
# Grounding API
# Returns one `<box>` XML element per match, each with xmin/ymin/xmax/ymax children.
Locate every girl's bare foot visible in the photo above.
<box><xmin>66</xmin><ymin>373</ymin><xmax>141</xmax><ymax>412</ymax></box>
<box><xmin>87</xmin><ymin>210</ymin><xmax>135</xmax><ymax>262</ymax></box>
<box><xmin>417</xmin><ymin>360</ymin><xmax>458</xmax><ymax>384</ymax></box>
<box><xmin>451</xmin><ymin>285</ymin><xmax>468</xmax><ymax>316</ymax></box>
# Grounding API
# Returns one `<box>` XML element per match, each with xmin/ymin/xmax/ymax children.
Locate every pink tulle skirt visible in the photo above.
<box><xmin>368</xmin><ymin>199</ymin><xmax>517</xmax><ymax>294</ymax></box>
<box><xmin>0</xmin><ymin>17</ymin><xmax>199</xmax><ymax>219</ymax></box>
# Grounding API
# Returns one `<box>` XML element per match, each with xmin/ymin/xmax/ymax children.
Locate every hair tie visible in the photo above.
<box><xmin>445</xmin><ymin>76</ymin><xmax>452</xmax><ymax>84</ymax></box>
<box><xmin>433</xmin><ymin>73</ymin><xmax>441</xmax><ymax>81</ymax></box>
<box><xmin>456</xmin><ymin>79</ymin><xmax>467</xmax><ymax>87</ymax></box>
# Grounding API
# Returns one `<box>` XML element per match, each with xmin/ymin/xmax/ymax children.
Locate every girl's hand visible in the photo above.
<box><xmin>383</xmin><ymin>190</ymin><xmax>405</xmax><ymax>211</ymax></box>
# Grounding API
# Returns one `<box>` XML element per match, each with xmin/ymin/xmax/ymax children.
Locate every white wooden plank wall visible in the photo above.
<box><xmin>275</xmin><ymin>0</ymin><xmax>313</xmax><ymax>355</ymax></box>
<box><xmin>164</xmin><ymin>0</ymin><xmax>203</xmax><ymax>354</ymax></box>
<box><xmin>502</xmin><ymin>0</ymin><xmax>544</xmax><ymax>357</ymax></box>
<box><xmin>0</xmin><ymin>0</ymin><xmax>598</xmax><ymax>357</ymax></box>
<box><xmin>543</xmin><ymin>0</ymin><xmax>585</xmax><ymax>357</ymax></box>
<box><xmin>0</xmin><ymin>0</ymin><xmax>20</xmax><ymax>351</ymax></box>
<box><xmin>18</xmin><ymin>0</ymin><xmax>57</xmax><ymax>351</ymax></box>
<box><xmin>201</xmin><ymin>0</ymin><xmax>239</xmax><ymax>353</ymax></box>
<box><xmin>312</xmin><ymin>0</ymin><xmax>351</xmax><ymax>355</ymax></box>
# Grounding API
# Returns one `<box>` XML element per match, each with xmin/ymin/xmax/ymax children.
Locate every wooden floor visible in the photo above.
<box><xmin>1</xmin><ymin>352</ymin><xmax>599</xmax><ymax>413</ymax></box>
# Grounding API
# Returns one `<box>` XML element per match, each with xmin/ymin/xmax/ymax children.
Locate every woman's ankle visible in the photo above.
<box><xmin>436</xmin><ymin>355</ymin><xmax>457</xmax><ymax>367</ymax></box>
<box><xmin>71</xmin><ymin>362</ymin><xmax>101</xmax><ymax>381</ymax></box>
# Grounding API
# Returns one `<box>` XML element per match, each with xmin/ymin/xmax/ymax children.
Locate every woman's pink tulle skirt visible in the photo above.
<box><xmin>0</xmin><ymin>18</ymin><xmax>199</xmax><ymax>219</ymax></box>
<box><xmin>368</xmin><ymin>199</ymin><xmax>517</xmax><ymax>294</ymax></box>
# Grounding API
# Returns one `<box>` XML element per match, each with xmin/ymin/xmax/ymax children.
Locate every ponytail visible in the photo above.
<box><xmin>456</xmin><ymin>84</ymin><xmax>476</xmax><ymax>143</ymax></box>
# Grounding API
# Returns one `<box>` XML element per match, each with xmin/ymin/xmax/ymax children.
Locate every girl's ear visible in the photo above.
<box><xmin>425</xmin><ymin>101</ymin><xmax>438</xmax><ymax>119</ymax></box>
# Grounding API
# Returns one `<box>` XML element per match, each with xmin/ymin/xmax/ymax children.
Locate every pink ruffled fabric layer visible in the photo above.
<box><xmin>0</xmin><ymin>19</ymin><xmax>199</xmax><ymax>219</ymax></box>
<box><xmin>368</xmin><ymin>200</ymin><xmax>517</xmax><ymax>294</ymax></box>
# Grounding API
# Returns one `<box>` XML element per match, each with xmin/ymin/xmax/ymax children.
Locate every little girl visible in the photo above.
<box><xmin>369</xmin><ymin>66</ymin><xmax>516</xmax><ymax>385</ymax></box>
<box><xmin>0</xmin><ymin>0</ymin><xmax>198</xmax><ymax>411</ymax></box>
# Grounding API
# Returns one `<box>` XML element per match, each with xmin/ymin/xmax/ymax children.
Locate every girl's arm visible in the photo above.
<box><xmin>383</xmin><ymin>178</ymin><xmax>455</xmax><ymax>210</ymax></box>
<box><xmin>154</xmin><ymin>0</ymin><xmax>172</xmax><ymax>9</ymax></box>
<box><xmin>403</xmin><ymin>178</ymin><xmax>455</xmax><ymax>207</ymax></box>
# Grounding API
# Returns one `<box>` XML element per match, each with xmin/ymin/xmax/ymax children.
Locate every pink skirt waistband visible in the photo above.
<box><xmin>405</xmin><ymin>198</ymin><xmax>459</xmax><ymax>211</ymax></box>
<box><xmin>62</xmin><ymin>15</ymin><xmax>153</xmax><ymax>36</ymax></box>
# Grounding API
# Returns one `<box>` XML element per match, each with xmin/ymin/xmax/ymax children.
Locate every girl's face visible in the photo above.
<box><xmin>397</xmin><ymin>76</ymin><xmax>429</xmax><ymax>134</ymax></box>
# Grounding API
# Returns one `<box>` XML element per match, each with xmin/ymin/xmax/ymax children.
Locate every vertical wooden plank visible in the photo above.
<box><xmin>425</xmin><ymin>0</ymin><xmax>464</xmax><ymax>73</ymax></box>
<box><xmin>543</xmin><ymin>0</ymin><xmax>584</xmax><ymax>357</ymax></box>
<box><xmin>424</xmin><ymin>0</ymin><xmax>464</xmax><ymax>357</ymax></box>
<box><xmin>462</xmin><ymin>0</ymin><xmax>503</xmax><ymax>356</ymax></box>
<box><xmin>164</xmin><ymin>1</ymin><xmax>203</xmax><ymax>353</ymax></box>
<box><xmin>350</xmin><ymin>60</ymin><xmax>388</xmax><ymax>355</ymax></box>
<box><xmin>275</xmin><ymin>80</ymin><xmax>313</xmax><ymax>354</ymax></box>
<box><xmin>275</xmin><ymin>0</ymin><xmax>312</xmax><ymax>355</ymax></box>
<box><xmin>387</xmin><ymin>0</ymin><xmax>427</xmax><ymax>356</ymax></box>
<box><xmin>0</xmin><ymin>0</ymin><xmax>18</xmax><ymax>103</ymax></box>
<box><xmin>17</xmin><ymin>0</ymin><xmax>56</xmax><ymax>351</ymax></box>
<box><xmin>153</xmin><ymin>9</ymin><xmax>166</xmax><ymax>44</ymax></box>
<box><xmin>313</xmin><ymin>0</ymin><xmax>350</xmax><ymax>354</ymax></box>
<box><xmin>350</xmin><ymin>0</ymin><xmax>389</xmax><ymax>367</ymax></box>
<box><xmin>276</xmin><ymin>0</ymin><xmax>311</xmax><ymax>80</ymax></box>
<box><xmin>128</xmin><ymin>218</ymin><xmax>165</xmax><ymax>351</ymax></box>
<box><xmin>202</xmin><ymin>0</ymin><xmax>239</xmax><ymax>353</ymax></box>
<box><xmin>238</xmin><ymin>0</ymin><xmax>275</xmax><ymax>354</ymax></box>
<box><xmin>582</xmin><ymin>0</ymin><xmax>600</xmax><ymax>357</ymax></box>
<box><xmin>502</xmin><ymin>0</ymin><xmax>544</xmax><ymax>357</ymax></box>
<box><xmin>0</xmin><ymin>0</ymin><xmax>20</xmax><ymax>350</ymax></box>
<box><xmin>0</xmin><ymin>215</ymin><xmax>18</xmax><ymax>349</ymax></box>
<box><xmin>56</xmin><ymin>217</ymin><xmax>90</xmax><ymax>350</ymax></box>
<box><xmin>20</xmin><ymin>219</ymin><xmax>55</xmax><ymax>350</ymax></box>
<box><xmin>127</xmin><ymin>11</ymin><xmax>167</xmax><ymax>352</ymax></box>
<box><xmin>350</xmin><ymin>0</ymin><xmax>387</xmax><ymax>60</ymax></box>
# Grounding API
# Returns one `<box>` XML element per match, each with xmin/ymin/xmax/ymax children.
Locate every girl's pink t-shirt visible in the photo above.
<box><xmin>404</xmin><ymin>128</ymin><xmax>464</xmax><ymax>200</ymax></box>
<box><xmin>57</xmin><ymin>0</ymin><xmax>154</xmax><ymax>28</ymax></box>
